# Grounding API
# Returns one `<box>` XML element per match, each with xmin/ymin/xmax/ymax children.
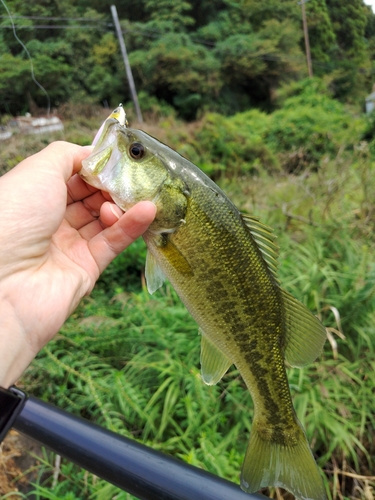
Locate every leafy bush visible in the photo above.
<box><xmin>187</xmin><ymin>79</ymin><xmax>367</xmax><ymax>175</ymax></box>
<box><xmin>265</xmin><ymin>80</ymin><xmax>366</xmax><ymax>172</ymax></box>
<box><xmin>124</xmin><ymin>91</ymin><xmax>176</xmax><ymax>124</ymax></box>
<box><xmin>191</xmin><ymin>110</ymin><xmax>276</xmax><ymax>177</ymax></box>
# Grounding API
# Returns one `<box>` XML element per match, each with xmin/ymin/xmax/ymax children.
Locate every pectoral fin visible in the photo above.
<box><xmin>199</xmin><ymin>329</ymin><xmax>232</xmax><ymax>385</ymax></box>
<box><xmin>145</xmin><ymin>236</ymin><xmax>192</xmax><ymax>293</ymax></box>
<box><xmin>159</xmin><ymin>238</ymin><xmax>193</xmax><ymax>276</ymax></box>
<box><xmin>145</xmin><ymin>251</ymin><xmax>165</xmax><ymax>294</ymax></box>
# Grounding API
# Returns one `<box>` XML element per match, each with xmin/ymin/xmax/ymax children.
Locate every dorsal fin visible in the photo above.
<box><xmin>241</xmin><ymin>214</ymin><xmax>280</xmax><ymax>284</ymax></box>
<box><xmin>241</xmin><ymin>214</ymin><xmax>326</xmax><ymax>366</ymax></box>
<box><xmin>281</xmin><ymin>289</ymin><xmax>327</xmax><ymax>367</ymax></box>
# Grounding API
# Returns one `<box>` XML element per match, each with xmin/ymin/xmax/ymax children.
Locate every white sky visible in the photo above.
<box><xmin>364</xmin><ymin>0</ymin><xmax>375</xmax><ymax>12</ymax></box>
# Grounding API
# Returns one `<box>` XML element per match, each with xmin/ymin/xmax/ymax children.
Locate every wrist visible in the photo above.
<box><xmin>0</xmin><ymin>301</ymin><xmax>30</xmax><ymax>388</ymax></box>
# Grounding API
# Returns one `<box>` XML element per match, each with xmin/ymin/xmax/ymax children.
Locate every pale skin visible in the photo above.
<box><xmin>0</xmin><ymin>141</ymin><xmax>156</xmax><ymax>388</ymax></box>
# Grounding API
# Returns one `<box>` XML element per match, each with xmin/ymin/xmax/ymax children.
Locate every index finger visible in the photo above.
<box><xmin>67</xmin><ymin>174</ymin><xmax>98</xmax><ymax>204</ymax></box>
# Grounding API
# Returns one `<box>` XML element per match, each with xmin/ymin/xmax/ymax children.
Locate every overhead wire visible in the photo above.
<box><xmin>0</xmin><ymin>20</ymin><xmax>337</xmax><ymax>71</ymax></box>
<box><xmin>1</xmin><ymin>8</ymin><xmax>373</xmax><ymax>104</ymax></box>
<box><xmin>0</xmin><ymin>24</ymin><xmax>109</xmax><ymax>30</ymax></box>
<box><xmin>0</xmin><ymin>0</ymin><xmax>51</xmax><ymax>114</ymax></box>
<box><xmin>0</xmin><ymin>14</ymin><xmax>108</xmax><ymax>21</ymax></box>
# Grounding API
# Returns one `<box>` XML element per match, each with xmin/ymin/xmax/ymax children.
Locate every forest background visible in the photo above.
<box><xmin>2</xmin><ymin>0</ymin><xmax>375</xmax><ymax>118</ymax></box>
<box><xmin>1</xmin><ymin>1</ymin><xmax>375</xmax><ymax>499</ymax></box>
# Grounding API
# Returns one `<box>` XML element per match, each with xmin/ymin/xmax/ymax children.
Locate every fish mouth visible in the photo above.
<box><xmin>92</xmin><ymin>105</ymin><xmax>127</xmax><ymax>147</ymax></box>
<box><xmin>108</xmin><ymin>104</ymin><xmax>127</xmax><ymax>127</ymax></box>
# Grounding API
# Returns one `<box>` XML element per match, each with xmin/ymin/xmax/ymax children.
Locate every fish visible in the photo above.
<box><xmin>79</xmin><ymin>106</ymin><xmax>327</xmax><ymax>500</ymax></box>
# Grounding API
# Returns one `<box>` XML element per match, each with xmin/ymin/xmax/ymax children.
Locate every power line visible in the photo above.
<box><xmin>0</xmin><ymin>25</ymin><xmax>109</xmax><ymax>30</ymax></box>
<box><xmin>0</xmin><ymin>0</ymin><xmax>50</xmax><ymax>113</ymax></box>
<box><xmin>0</xmin><ymin>15</ymin><xmax>108</xmax><ymax>22</ymax></box>
<box><xmin>0</xmin><ymin>14</ymin><xmax>223</xmax><ymax>48</ymax></box>
<box><xmin>0</xmin><ymin>18</ymin><xmax>362</xmax><ymax>73</ymax></box>
<box><xmin>0</xmin><ymin>11</ymin><xmax>361</xmax><ymax>59</ymax></box>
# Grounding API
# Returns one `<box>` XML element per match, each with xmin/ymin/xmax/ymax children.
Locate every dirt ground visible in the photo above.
<box><xmin>0</xmin><ymin>430</ymin><xmax>43</xmax><ymax>498</ymax></box>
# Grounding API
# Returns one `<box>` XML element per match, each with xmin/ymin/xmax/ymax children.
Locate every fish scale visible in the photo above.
<box><xmin>79</xmin><ymin>106</ymin><xmax>328</xmax><ymax>500</ymax></box>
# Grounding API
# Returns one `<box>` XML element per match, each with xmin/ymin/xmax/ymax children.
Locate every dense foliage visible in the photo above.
<box><xmin>1</xmin><ymin>0</ymin><xmax>375</xmax><ymax>118</ymax></box>
<box><xmin>1</xmin><ymin>78</ymin><xmax>375</xmax><ymax>497</ymax></box>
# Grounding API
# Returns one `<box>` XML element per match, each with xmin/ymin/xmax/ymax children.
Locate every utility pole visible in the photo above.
<box><xmin>299</xmin><ymin>0</ymin><xmax>313</xmax><ymax>78</ymax></box>
<box><xmin>111</xmin><ymin>5</ymin><xmax>143</xmax><ymax>123</ymax></box>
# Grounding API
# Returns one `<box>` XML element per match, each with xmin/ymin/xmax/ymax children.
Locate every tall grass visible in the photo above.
<box><xmin>2</xmin><ymin>102</ymin><xmax>375</xmax><ymax>499</ymax></box>
<box><xmin>23</xmin><ymin>177</ymin><xmax>375</xmax><ymax>500</ymax></box>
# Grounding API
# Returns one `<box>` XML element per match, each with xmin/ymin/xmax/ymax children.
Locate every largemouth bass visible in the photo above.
<box><xmin>79</xmin><ymin>106</ymin><xmax>327</xmax><ymax>500</ymax></box>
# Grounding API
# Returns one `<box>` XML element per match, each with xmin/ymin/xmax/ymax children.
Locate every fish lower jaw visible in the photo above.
<box><xmin>78</xmin><ymin>172</ymin><xmax>106</xmax><ymax>191</ymax></box>
<box><xmin>109</xmin><ymin>193</ymin><xmax>137</xmax><ymax>212</ymax></box>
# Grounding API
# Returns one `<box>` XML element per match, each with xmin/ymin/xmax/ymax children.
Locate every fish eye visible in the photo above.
<box><xmin>129</xmin><ymin>142</ymin><xmax>145</xmax><ymax>160</ymax></box>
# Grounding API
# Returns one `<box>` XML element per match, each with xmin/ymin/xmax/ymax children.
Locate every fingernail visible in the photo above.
<box><xmin>109</xmin><ymin>203</ymin><xmax>122</xmax><ymax>220</ymax></box>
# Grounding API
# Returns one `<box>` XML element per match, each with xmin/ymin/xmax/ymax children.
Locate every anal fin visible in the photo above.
<box><xmin>199</xmin><ymin>329</ymin><xmax>232</xmax><ymax>385</ymax></box>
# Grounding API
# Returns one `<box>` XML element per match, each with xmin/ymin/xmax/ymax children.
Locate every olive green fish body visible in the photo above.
<box><xmin>145</xmin><ymin>181</ymin><xmax>290</xmax><ymax>417</ymax></box>
<box><xmin>143</xmin><ymin>174</ymin><xmax>324</xmax><ymax>500</ymax></box>
<box><xmin>79</xmin><ymin>110</ymin><xmax>327</xmax><ymax>500</ymax></box>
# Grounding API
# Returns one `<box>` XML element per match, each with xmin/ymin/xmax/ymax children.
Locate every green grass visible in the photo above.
<box><xmin>2</xmin><ymin>102</ymin><xmax>375</xmax><ymax>499</ymax></box>
<box><xmin>22</xmin><ymin>227</ymin><xmax>375</xmax><ymax>499</ymax></box>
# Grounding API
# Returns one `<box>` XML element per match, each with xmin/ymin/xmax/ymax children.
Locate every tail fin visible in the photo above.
<box><xmin>240</xmin><ymin>420</ymin><xmax>326</xmax><ymax>500</ymax></box>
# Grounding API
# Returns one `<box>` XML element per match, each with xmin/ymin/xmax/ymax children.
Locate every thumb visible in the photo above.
<box><xmin>88</xmin><ymin>201</ymin><xmax>156</xmax><ymax>275</ymax></box>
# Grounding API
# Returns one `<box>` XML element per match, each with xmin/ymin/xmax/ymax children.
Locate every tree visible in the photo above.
<box><xmin>0</xmin><ymin>54</ymin><xmax>31</xmax><ymax>114</ymax></box>
<box><xmin>215</xmin><ymin>19</ymin><xmax>304</xmax><ymax>109</ymax></box>
<box><xmin>1</xmin><ymin>0</ymin><xmax>374</xmax><ymax>116</ymax></box>
<box><xmin>144</xmin><ymin>0</ymin><xmax>195</xmax><ymax>31</ymax></box>
<box><xmin>243</xmin><ymin>0</ymin><xmax>300</xmax><ymax>27</ymax></box>
<box><xmin>324</xmin><ymin>0</ymin><xmax>371</xmax><ymax>101</ymax></box>
<box><xmin>130</xmin><ymin>33</ymin><xmax>221</xmax><ymax>119</ymax></box>
<box><xmin>326</xmin><ymin>0</ymin><xmax>367</xmax><ymax>62</ymax></box>
<box><xmin>306</xmin><ymin>0</ymin><xmax>337</xmax><ymax>65</ymax></box>
<box><xmin>0</xmin><ymin>1</ymin><xmax>123</xmax><ymax>113</ymax></box>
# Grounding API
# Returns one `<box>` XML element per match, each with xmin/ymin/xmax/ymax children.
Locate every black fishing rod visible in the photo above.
<box><xmin>5</xmin><ymin>390</ymin><xmax>266</xmax><ymax>500</ymax></box>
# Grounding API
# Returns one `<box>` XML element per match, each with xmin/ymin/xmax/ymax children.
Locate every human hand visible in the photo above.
<box><xmin>0</xmin><ymin>141</ymin><xmax>156</xmax><ymax>387</ymax></box>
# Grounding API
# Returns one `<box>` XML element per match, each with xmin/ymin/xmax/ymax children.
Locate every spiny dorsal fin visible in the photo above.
<box><xmin>199</xmin><ymin>328</ymin><xmax>232</xmax><ymax>385</ymax></box>
<box><xmin>241</xmin><ymin>214</ymin><xmax>280</xmax><ymax>284</ymax></box>
<box><xmin>281</xmin><ymin>289</ymin><xmax>327</xmax><ymax>367</ymax></box>
<box><xmin>241</xmin><ymin>214</ymin><xmax>325</xmax><ymax>365</ymax></box>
